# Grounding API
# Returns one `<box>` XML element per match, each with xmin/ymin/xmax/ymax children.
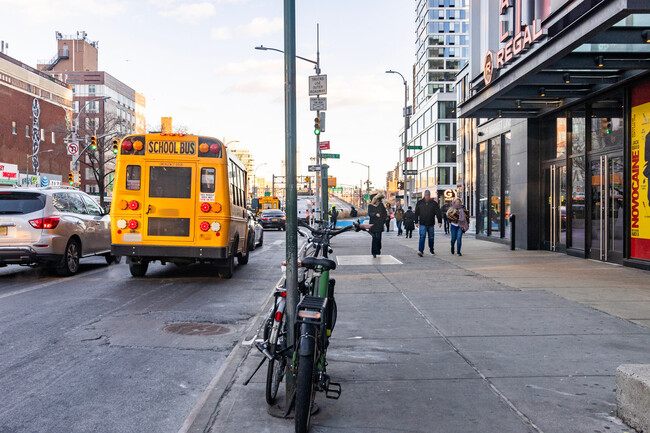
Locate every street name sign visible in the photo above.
<box><xmin>403</xmin><ymin>169</ymin><xmax>418</xmax><ymax>176</ymax></box>
<box><xmin>407</xmin><ymin>145</ymin><xmax>423</xmax><ymax>150</ymax></box>
<box><xmin>406</xmin><ymin>157</ymin><xmax>413</xmax><ymax>162</ymax></box>
<box><xmin>321</xmin><ymin>153</ymin><xmax>339</xmax><ymax>159</ymax></box>
<box><xmin>66</xmin><ymin>142</ymin><xmax>79</xmax><ymax>156</ymax></box>
<box><xmin>308</xmin><ymin>165</ymin><xmax>321</xmax><ymax>172</ymax></box>
<box><xmin>319</xmin><ymin>140</ymin><xmax>330</xmax><ymax>150</ymax></box>
<box><xmin>309</xmin><ymin>75</ymin><xmax>327</xmax><ymax>96</ymax></box>
<box><xmin>310</xmin><ymin>97</ymin><xmax>327</xmax><ymax>111</ymax></box>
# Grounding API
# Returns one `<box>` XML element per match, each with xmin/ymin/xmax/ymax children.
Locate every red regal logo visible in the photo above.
<box><xmin>484</xmin><ymin>50</ymin><xmax>495</xmax><ymax>86</ymax></box>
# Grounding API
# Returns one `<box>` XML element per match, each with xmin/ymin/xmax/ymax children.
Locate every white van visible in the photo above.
<box><xmin>297</xmin><ymin>199</ymin><xmax>312</xmax><ymax>222</ymax></box>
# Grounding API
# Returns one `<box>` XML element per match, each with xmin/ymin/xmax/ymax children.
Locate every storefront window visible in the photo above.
<box><xmin>571</xmin><ymin>116</ymin><xmax>585</xmax><ymax>155</ymax></box>
<box><xmin>557</xmin><ymin>117</ymin><xmax>567</xmax><ymax>159</ymax></box>
<box><xmin>504</xmin><ymin>132</ymin><xmax>511</xmax><ymax>239</ymax></box>
<box><xmin>489</xmin><ymin>137</ymin><xmax>501</xmax><ymax>236</ymax></box>
<box><xmin>570</xmin><ymin>156</ymin><xmax>586</xmax><ymax>250</ymax></box>
<box><xmin>591</xmin><ymin>95</ymin><xmax>624</xmax><ymax>151</ymax></box>
<box><xmin>478</xmin><ymin>141</ymin><xmax>488</xmax><ymax>235</ymax></box>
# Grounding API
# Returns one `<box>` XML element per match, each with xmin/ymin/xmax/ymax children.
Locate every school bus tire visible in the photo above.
<box><xmin>218</xmin><ymin>239</ymin><xmax>236</xmax><ymax>279</ymax></box>
<box><xmin>238</xmin><ymin>242</ymin><xmax>250</xmax><ymax>265</ymax></box>
<box><xmin>129</xmin><ymin>261</ymin><xmax>149</xmax><ymax>277</ymax></box>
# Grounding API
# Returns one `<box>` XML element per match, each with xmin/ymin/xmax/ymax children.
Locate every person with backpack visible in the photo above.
<box><xmin>394</xmin><ymin>204</ymin><xmax>405</xmax><ymax>236</ymax></box>
<box><xmin>447</xmin><ymin>198</ymin><xmax>470</xmax><ymax>256</ymax></box>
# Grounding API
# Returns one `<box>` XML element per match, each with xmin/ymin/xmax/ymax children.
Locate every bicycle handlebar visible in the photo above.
<box><xmin>297</xmin><ymin>220</ymin><xmax>357</xmax><ymax>238</ymax></box>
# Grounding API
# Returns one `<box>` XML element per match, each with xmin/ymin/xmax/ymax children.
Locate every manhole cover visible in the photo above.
<box><xmin>163</xmin><ymin>322</ymin><xmax>232</xmax><ymax>336</ymax></box>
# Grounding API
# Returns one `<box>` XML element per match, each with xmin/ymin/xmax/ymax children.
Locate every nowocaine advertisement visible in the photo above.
<box><xmin>630</xmin><ymin>81</ymin><xmax>650</xmax><ymax>261</ymax></box>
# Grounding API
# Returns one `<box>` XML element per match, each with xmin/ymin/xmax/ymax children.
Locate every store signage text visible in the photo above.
<box><xmin>484</xmin><ymin>0</ymin><xmax>546</xmax><ymax>86</ymax></box>
<box><xmin>631</xmin><ymin>149</ymin><xmax>640</xmax><ymax>230</ymax></box>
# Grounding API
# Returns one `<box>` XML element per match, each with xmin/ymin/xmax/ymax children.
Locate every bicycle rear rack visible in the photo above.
<box><xmin>296</xmin><ymin>296</ymin><xmax>327</xmax><ymax>326</ymax></box>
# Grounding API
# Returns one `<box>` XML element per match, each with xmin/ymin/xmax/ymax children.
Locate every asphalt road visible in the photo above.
<box><xmin>0</xmin><ymin>230</ymin><xmax>286</xmax><ymax>433</ymax></box>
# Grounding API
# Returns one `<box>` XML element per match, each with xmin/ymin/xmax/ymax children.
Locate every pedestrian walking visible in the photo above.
<box><xmin>384</xmin><ymin>202</ymin><xmax>392</xmax><ymax>232</ymax></box>
<box><xmin>394</xmin><ymin>204</ymin><xmax>404</xmax><ymax>236</ymax></box>
<box><xmin>447</xmin><ymin>198</ymin><xmax>470</xmax><ymax>256</ymax></box>
<box><xmin>414</xmin><ymin>190</ymin><xmax>442</xmax><ymax>257</ymax></box>
<box><xmin>367</xmin><ymin>192</ymin><xmax>387</xmax><ymax>257</ymax></box>
<box><xmin>440</xmin><ymin>200</ymin><xmax>450</xmax><ymax>234</ymax></box>
<box><xmin>350</xmin><ymin>206</ymin><xmax>358</xmax><ymax>218</ymax></box>
<box><xmin>403</xmin><ymin>206</ymin><xmax>415</xmax><ymax>238</ymax></box>
<box><xmin>329</xmin><ymin>206</ymin><xmax>338</xmax><ymax>228</ymax></box>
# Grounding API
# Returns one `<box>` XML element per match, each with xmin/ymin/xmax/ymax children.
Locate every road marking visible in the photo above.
<box><xmin>272</xmin><ymin>240</ymin><xmax>283</xmax><ymax>245</ymax></box>
<box><xmin>0</xmin><ymin>267</ymin><xmax>108</xmax><ymax>300</ymax></box>
<box><xmin>336</xmin><ymin>254</ymin><xmax>402</xmax><ymax>265</ymax></box>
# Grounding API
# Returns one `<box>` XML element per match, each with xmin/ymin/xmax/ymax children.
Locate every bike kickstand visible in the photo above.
<box><xmin>242</xmin><ymin>356</ymin><xmax>267</xmax><ymax>386</ymax></box>
<box><xmin>283</xmin><ymin>390</ymin><xmax>296</xmax><ymax>418</ymax></box>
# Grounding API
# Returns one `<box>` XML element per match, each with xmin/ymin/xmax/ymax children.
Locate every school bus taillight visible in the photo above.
<box><xmin>118</xmin><ymin>200</ymin><xmax>129</xmax><ymax>210</ymax></box>
<box><xmin>210</xmin><ymin>143</ymin><xmax>221</xmax><ymax>154</ymax></box>
<box><xmin>133</xmin><ymin>140</ymin><xmax>144</xmax><ymax>151</ymax></box>
<box><xmin>210</xmin><ymin>222</ymin><xmax>221</xmax><ymax>232</ymax></box>
<box><xmin>199</xmin><ymin>143</ymin><xmax>209</xmax><ymax>153</ymax></box>
<box><xmin>116</xmin><ymin>219</ymin><xmax>128</xmax><ymax>229</ymax></box>
<box><xmin>122</xmin><ymin>140</ymin><xmax>133</xmax><ymax>151</ymax></box>
<box><xmin>200</xmin><ymin>221</ymin><xmax>210</xmax><ymax>232</ymax></box>
<box><xmin>128</xmin><ymin>219</ymin><xmax>139</xmax><ymax>229</ymax></box>
<box><xmin>129</xmin><ymin>200</ymin><xmax>139</xmax><ymax>210</ymax></box>
<box><xmin>213</xmin><ymin>203</ymin><xmax>222</xmax><ymax>213</ymax></box>
<box><xmin>200</xmin><ymin>203</ymin><xmax>211</xmax><ymax>213</ymax></box>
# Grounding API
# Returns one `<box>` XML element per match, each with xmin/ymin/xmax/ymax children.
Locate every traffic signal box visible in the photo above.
<box><xmin>314</xmin><ymin>116</ymin><xmax>321</xmax><ymax>135</ymax></box>
<box><xmin>112</xmin><ymin>139</ymin><xmax>119</xmax><ymax>154</ymax></box>
<box><xmin>90</xmin><ymin>136</ymin><xmax>98</xmax><ymax>150</ymax></box>
<box><xmin>68</xmin><ymin>172</ymin><xmax>74</xmax><ymax>185</ymax></box>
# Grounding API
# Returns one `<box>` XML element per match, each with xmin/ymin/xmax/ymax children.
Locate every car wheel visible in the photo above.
<box><xmin>105</xmin><ymin>254</ymin><xmax>122</xmax><ymax>265</ymax></box>
<box><xmin>258</xmin><ymin>233</ymin><xmax>264</xmax><ymax>247</ymax></box>
<box><xmin>57</xmin><ymin>238</ymin><xmax>81</xmax><ymax>276</ymax></box>
<box><xmin>129</xmin><ymin>261</ymin><xmax>149</xmax><ymax>277</ymax></box>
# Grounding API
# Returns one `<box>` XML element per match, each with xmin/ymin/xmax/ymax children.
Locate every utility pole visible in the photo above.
<box><xmin>314</xmin><ymin>24</ymin><xmax>322</xmax><ymax>224</ymax></box>
<box><xmin>283</xmin><ymin>0</ymin><xmax>298</xmax><ymax>408</ymax></box>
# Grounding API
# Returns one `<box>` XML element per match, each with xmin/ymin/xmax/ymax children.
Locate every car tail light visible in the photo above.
<box><xmin>200</xmin><ymin>221</ymin><xmax>210</xmax><ymax>232</ymax></box>
<box><xmin>128</xmin><ymin>219</ymin><xmax>139</xmax><ymax>229</ymax></box>
<box><xmin>201</xmin><ymin>202</ymin><xmax>211</xmax><ymax>213</ymax></box>
<box><xmin>275</xmin><ymin>311</ymin><xmax>282</xmax><ymax>322</ymax></box>
<box><xmin>122</xmin><ymin>140</ymin><xmax>133</xmax><ymax>151</ymax></box>
<box><xmin>262</xmin><ymin>217</ymin><xmax>269</xmax><ymax>221</ymax></box>
<box><xmin>29</xmin><ymin>217</ymin><xmax>60</xmax><ymax>229</ymax></box>
<box><xmin>129</xmin><ymin>200</ymin><xmax>139</xmax><ymax>210</ymax></box>
<box><xmin>116</xmin><ymin>219</ymin><xmax>128</xmax><ymax>229</ymax></box>
<box><xmin>280</xmin><ymin>291</ymin><xmax>286</xmax><ymax>298</ymax></box>
<box><xmin>210</xmin><ymin>143</ymin><xmax>221</xmax><ymax>154</ymax></box>
<box><xmin>210</xmin><ymin>221</ymin><xmax>221</xmax><ymax>232</ymax></box>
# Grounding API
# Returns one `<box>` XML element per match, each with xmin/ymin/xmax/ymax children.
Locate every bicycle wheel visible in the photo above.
<box><xmin>295</xmin><ymin>351</ymin><xmax>317</xmax><ymax>433</ymax></box>
<box><xmin>265</xmin><ymin>315</ymin><xmax>286</xmax><ymax>405</ymax></box>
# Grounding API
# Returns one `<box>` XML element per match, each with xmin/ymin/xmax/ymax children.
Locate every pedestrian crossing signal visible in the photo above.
<box><xmin>314</xmin><ymin>117</ymin><xmax>321</xmax><ymax>135</ymax></box>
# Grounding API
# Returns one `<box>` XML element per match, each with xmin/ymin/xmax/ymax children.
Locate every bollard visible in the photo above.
<box><xmin>510</xmin><ymin>214</ymin><xmax>516</xmax><ymax>250</ymax></box>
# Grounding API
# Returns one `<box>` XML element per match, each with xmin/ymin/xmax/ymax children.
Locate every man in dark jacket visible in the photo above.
<box><xmin>329</xmin><ymin>206</ymin><xmax>338</xmax><ymax>228</ymax></box>
<box><xmin>367</xmin><ymin>193</ymin><xmax>388</xmax><ymax>258</ymax></box>
<box><xmin>414</xmin><ymin>190</ymin><xmax>442</xmax><ymax>256</ymax></box>
<box><xmin>350</xmin><ymin>206</ymin><xmax>358</xmax><ymax>218</ymax></box>
<box><xmin>403</xmin><ymin>206</ymin><xmax>415</xmax><ymax>238</ymax></box>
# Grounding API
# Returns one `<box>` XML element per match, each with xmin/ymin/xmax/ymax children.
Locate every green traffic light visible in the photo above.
<box><xmin>314</xmin><ymin>128</ymin><xmax>320</xmax><ymax>135</ymax></box>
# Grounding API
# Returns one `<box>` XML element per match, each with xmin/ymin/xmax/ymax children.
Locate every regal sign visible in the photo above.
<box><xmin>483</xmin><ymin>0</ymin><xmax>546</xmax><ymax>86</ymax></box>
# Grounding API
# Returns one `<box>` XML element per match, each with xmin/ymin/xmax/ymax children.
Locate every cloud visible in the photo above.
<box><xmin>236</xmin><ymin>17</ymin><xmax>283</xmax><ymax>38</ymax></box>
<box><xmin>214</xmin><ymin>58</ymin><xmax>282</xmax><ymax>75</ymax></box>
<box><xmin>210</xmin><ymin>27</ymin><xmax>232</xmax><ymax>40</ymax></box>
<box><xmin>4</xmin><ymin>0</ymin><xmax>127</xmax><ymax>22</ymax></box>
<box><xmin>158</xmin><ymin>1</ymin><xmax>216</xmax><ymax>23</ymax></box>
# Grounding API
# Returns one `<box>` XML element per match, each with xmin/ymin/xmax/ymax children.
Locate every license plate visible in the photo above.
<box><xmin>0</xmin><ymin>227</ymin><xmax>6</xmax><ymax>236</ymax></box>
<box><xmin>123</xmin><ymin>233</ymin><xmax>142</xmax><ymax>243</ymax></box>
<box><xmin>272</xmin><ymin>219</ymin><xmax>279</xmax><ymax>222</ymax></box>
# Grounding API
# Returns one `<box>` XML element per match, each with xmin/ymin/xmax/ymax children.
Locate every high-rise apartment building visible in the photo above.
<box><xmin>414</xmin><ymin>0</ymin><xmax>469</xmax><ymax>111</ymax></box>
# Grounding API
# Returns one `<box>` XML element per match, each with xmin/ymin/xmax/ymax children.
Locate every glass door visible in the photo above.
<box><xmin>589</xmin><ymin>154</ymin><xmax>623</xmax><ymax>263</ymax></box>
<box><xmin>543</xmin><ymin>164</ymin><xmax>567</xmax><ymax>252</ymax></box>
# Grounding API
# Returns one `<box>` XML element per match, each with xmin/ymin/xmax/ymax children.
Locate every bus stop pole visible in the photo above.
<box><xmin>283</xmin><ymin>0</ymin><xmax>298</xmax><ymax>405</ymax></box>
<box><xmin>321</xmin><ymin>164</ymin><xmax>329</xmax><ymax>226</ymax></box>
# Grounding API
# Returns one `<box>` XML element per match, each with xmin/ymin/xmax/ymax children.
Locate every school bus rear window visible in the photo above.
<box><xmin>126</xmin><ymin>165</ymin><xmax>141</xmax><ymax>190</ymax></box>
<box><xmin>201</xmin><ymin>168</ymin><xmax>215</xmax><ymax>193</ymax></box>
<box><xmin>149</xmin><ymin>166</ymin><xmax>192</xmax><ymax>199</ymax></box>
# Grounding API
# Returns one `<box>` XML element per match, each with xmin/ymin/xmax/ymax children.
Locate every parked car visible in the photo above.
<box><xmin>0</xmin><ymin>186</ymin><xmax>119</xmax><ymax>276</ymax></box>
<box><xmin>247</xmin><ymin>210</ymin><xmax>264</xmax><ymax>250</ymax></box>
<box><xmin>259</xmin><ymin>209</ymin><xmax>286</xmax><ymax>230</ymax></box>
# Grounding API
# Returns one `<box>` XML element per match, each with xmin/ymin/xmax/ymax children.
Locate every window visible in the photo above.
<box><xmin>51</xmin><ymin>131</ymin><xmax>55</xmax><ymax>143</ymax></box>
<box><xmin>88</xmin><ymin>84</ymin><xmax>96</xmax><ymax>94</ymax></box>
<box><xmin>438</xmin><ymin>145</ymin><xmax>457</xmax><ymax>163</ymax></box>
<box><xmin>26</xmin><ymin>125</ymin><xmax>30</xmax><ymax>137</ymax></box>
<box><xmin>40</xmin><ymin>129</ymin><xmax>44</xmax><ymax>142</ymax></box>
<box><xmin>437</xmin><ymin>167</ymin><xmax>451</xmax><ymax>185</ymax></box>
<box><xmin>126</xmin><ymin>165</ymin><xmax>141</xmax><ymax>190</ymax></box>
<box><xmin>489</xmin><ymin>137</ymin><xmax>502</xmax><ymax>237</ymax></box>
<box><xmin>11</xmin><ymin>121</ymin><xmax>16</xmax><ymax>135</ymax></box>
<box><xmin>201</xmin><ymin>168</ymin><xmax>216</xmax><ymax>193</ymax></box>
<box><xmin>570</xmin><ymin>156</ymin><xmax>586</xmax><ymax>250</ymax></box>
<box><xmin>478</xmin><ymin>141</ymin><xmax>488</xmax><ymax>235</ymax></box>
<box><xmin>439</xmin><ymin>101</ymin><xmax>456</xmax><ymax>119</ymax></box>
<box><xmin>504</xmin><ymin>132</ymin><xmax>512</xmax><ymax>239</ymax></box>
<box><xmin>82</xmin><ymin>195</ymin><xmax>103</xmax><ymax>216</ymax></box>
<box><xmin>149</xmin><ymin>166</ymin><xmax>191</xmax><ymax>198</ymax></box>
<box><xmin>437</xmin><ymin>123</ymin><xmax>456</xmax><ymax>141</ymax></box>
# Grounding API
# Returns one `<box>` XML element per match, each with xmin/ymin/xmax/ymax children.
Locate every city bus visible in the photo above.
<box><xmin>110</xmin><ymin>133</ymin><xmax>249</xmax><ymax>278</ymax></box>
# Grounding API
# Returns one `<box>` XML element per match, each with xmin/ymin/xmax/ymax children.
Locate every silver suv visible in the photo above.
<box><xmin>0</xmin><ymin>186</ymin><xmax>119</xmax><ymax>276</ymax></box>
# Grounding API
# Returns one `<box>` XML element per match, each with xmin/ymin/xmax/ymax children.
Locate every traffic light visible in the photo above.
<box><xmin>68</xmin><ymin>172</ymin><xmax>74</xmax><ymax>185</ymax></box>
<box><xmin>112</xmin><ymin>138</ymin><xmax>119</xmax><ymax>154</ymax></box>
<box><xmin>398</xmin><ymin>181</ymin><xmax>405</xmax><ymax>190</ymax></box>
<box><xmin>606</xmin><ymin>118</ymin><xmax>612</xmax><ymax>135</ymax></box>
<box><xmin>90</xmin><ymin>136</ymin><xmax>97</xmax><ymax>150</ymax></box>
<box><xmin>314</xmin><ymin>116</ymin><xmax>321</xmax><ymax>135</ymax></box>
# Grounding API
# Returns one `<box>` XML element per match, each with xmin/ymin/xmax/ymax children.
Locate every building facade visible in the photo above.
<box><xmin>414</xmin><ymin>0</ymin><xmax>469</xmax><ymax>111</ymax></box>
<box><xmin>458</xmin><ymin>0</ymin><xmax>650</xmax><ymax>270</ymax></box>
<box><xmin>0</xmin><ymin>52</ymin><xmax>72</xmax><ymax>187</ymax></box>
<box><xmin>39</xmin><ymin>32</ymin><xmax>145</xmax><ymax>195</ymax></box>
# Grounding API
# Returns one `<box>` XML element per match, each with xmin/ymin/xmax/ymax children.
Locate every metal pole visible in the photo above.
<box><xmin>321</xmin><ymin>164</ymin><xmax>329</xmax><ymax>225</ymax></box>
<box><xmin>315</xmin><ymin>110</ymin><xmax>320</xmax><ymax>222</ymax></box>
<box><xmin>283</xmin><ymin>0</ymin><xmax>298</xmax><ymax>404</ymax></box>
<box><xmin>403</xmin><ymin>80</ymin><xmax>409</xmax><ymax>207</ymax></box>
<box><xmin>272</xmin><ymin>174</ymin><xmax>275</xmax><ymax>197</ymax></box>
<box><xmin>366</xmin><ymin>166</ymin><xmax>370</xmax><ymax>205</ymax></box>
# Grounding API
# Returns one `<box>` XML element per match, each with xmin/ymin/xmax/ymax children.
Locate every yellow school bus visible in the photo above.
<box><xmin>110</xmin><ymin>133</ymin><xmax>249</xmax><ymax>278</ymax></box>
<box><xmin>252</xmin><ymin>196</ymin><xmax>281</xmax><ymax>215</ymax></box>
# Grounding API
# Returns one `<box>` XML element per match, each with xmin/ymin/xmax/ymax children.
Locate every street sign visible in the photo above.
<box><xmin>407</xmin><ymin>145</ymin><xmax>423</xmax><ymax>150</ymax></box>
<box><xmin>403</xmin><ymin>170</ymin><xmax>418</xmax><ymax>176</ymax></box>
<box><xmin>319</xmin><ymin>140</ymin><xmax>330</xmax><ymax>150</ymax></box>
<box><xmin>309</xmin><ymin>75</ymin><xmax>327</xmax><ymax>96</ymax></box>
<box><xmin>310</xmin><ymin>97</ymin><xmax>327</xmax><ymax>111</ymax></box>
<box><xmin>308</xmin><ymin>165</ymin><xmax>321</xmax><ymax>172</ymax></box>
<box><xmin>403</xmin><ymin>106</ymin><xmax>413</xmax><ymax>117</ymax></box>
<box><xmin>406</xmin><ymin>157</ymin><xmax>413</xmax><ymax>162</ymax></box>
<box><xmin>321</xmin><ymin>153</ymin><xmax>339</xmax><ymax>159</ymax></box>
<box><xmin>328</xmin><ymin>177</ymin><xmax>337</xmax><ymax>187</ymax></box>
<box><xmin>66</xmin><ymin>142</ymin><xmax>79</xmax><ymax>156</ymax></box>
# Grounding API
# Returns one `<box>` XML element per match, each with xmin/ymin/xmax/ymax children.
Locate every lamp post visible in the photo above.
<box><xmin>385</xmin><ymin>70</ymin><xmax>410</xmax><ymax>207</ymax></box>
<box><xmin>25</xmin><ymin>149</ymin><xmax>54</xmax><ymax>176</ymax></box>
<box><xmin>351</xmin><ymin>161</ymin><xmax>370</xmax><ymax>209</ymax></box>
<box><xmin>253</xmin><ymin>162</ymin><xmax>268</xmax><ymax>197</ymax></box>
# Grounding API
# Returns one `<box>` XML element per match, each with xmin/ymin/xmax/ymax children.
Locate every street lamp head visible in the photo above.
<box><xmin>385</xmin><ymin>70</ymin><xmax>395</xmax><ymax>74</ymax></box>
<box><xmin>255</xmin><ymin>45</ymin><xmax>267</xmax><ymax>51</ymax></box>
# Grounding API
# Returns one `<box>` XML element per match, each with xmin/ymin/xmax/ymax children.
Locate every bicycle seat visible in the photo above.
<box><xmin>301</xmin><ymin>256</ymin><xmax>337</xmax><ymax>271</ymax></box>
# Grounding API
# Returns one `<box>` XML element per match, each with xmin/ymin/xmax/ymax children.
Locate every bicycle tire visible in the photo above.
<box><xmin>265</xmin><ymin>315</ymin><xmax>286</xmax><ymax>405</ymax></box>
<box><xmin>295</xmin><ymin>352</ymin><xmax>316</xmax><ymax>433</ymax></box>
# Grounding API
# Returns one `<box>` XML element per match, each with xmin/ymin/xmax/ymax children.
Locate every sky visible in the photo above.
<box><xmin>0</xmin><ymin>0</ymin><xmax>414</xmax><ymax>189</ymax></box>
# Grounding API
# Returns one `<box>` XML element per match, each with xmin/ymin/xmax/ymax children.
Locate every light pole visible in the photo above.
<box><xmin>25</xmin><ymin>149</ymin><xmax>53</xmax><ymax>176</ymax></box>
<box><xmin>253</xmin><ymin>162</ymin><xmax>268</xmax><ymax>197</ymax></box>
<box><xmin>386</xmin><ymin>70</ymin><xmax>410</xmax><ymax>207</ymax></box>
<box><xmin>351</xmin><ymin>161</ymin><xmax>370</xmax><ymax>209</ymax></box>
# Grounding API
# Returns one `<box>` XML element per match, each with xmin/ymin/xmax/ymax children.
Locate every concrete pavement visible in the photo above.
<box><xmin>206</xmin><ymin>229</ymin><xmax>650</xmax><ymax>433</ymax></box>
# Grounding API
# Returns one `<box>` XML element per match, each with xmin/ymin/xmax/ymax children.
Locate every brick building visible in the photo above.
<box><xmin>0</xmin><ymin>51</ymin><xmax>73</xmax><ymax>186</ymax></box>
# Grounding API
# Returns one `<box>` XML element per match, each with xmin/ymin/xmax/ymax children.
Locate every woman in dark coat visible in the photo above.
<box><xmin>403</xmin><ymin>206</ymin><xmax>416</xmax><ymax>238</ymax></box>
<box><xmin>367</xmin><ymin>192</ymin><xmax>388</xmax><ymax>257</ymax></box>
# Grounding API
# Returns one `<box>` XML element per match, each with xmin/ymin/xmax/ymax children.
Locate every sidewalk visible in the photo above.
<box><xmin>205</xmin><ymin>230</ymin><xmax>650</xmax><ymax>433</ymax></box>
